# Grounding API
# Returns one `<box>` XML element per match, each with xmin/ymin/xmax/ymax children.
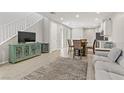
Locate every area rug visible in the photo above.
<box><xmin>22</xmin><ymin>57</ymin><xmax>88</xmax><ymax>80</ymax></box>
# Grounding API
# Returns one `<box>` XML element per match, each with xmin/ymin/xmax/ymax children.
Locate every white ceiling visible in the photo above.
<box><xmin>39</xmin><ymin>12</ymin><xmax>115</xmax><ymax>28</ymax></box>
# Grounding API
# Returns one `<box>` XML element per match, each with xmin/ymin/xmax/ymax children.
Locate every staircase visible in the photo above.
<box><xmin>0</xmin><ymin>13</ymin><xmax>43</xmax><ymax>64</ymax></box>
<box><xmin>0</xmin><ymin>13</ymin><xmax>43</xmax><ymax>45</ymax></box>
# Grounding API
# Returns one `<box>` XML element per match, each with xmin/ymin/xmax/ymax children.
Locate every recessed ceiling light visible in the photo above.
<box><xmin>95</xmin><ymin>18</ymin><xmax>99</xmax><ymax>21</ymax></box>
<box><xmin>76</xmin><ymin>14</ymin><xmax>80</xmax><ymax>18</ymax></box>
<box><xmin>60</xmin><ymin>17</ymin><xmax>64</xmax><ymax>21</ymax></box>
<box><xmin>50</xmin><ymin>12</ymin><xmax>56</xmax><ymax>15</ymax></box>
<box><xmin>96</xmin><ymin>12</ymin><xmax>100</xmax><ymax>14</ymax></box>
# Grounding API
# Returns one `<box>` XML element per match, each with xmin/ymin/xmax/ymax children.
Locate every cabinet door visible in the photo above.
<box><xmin>30</xmin><ymin>44</ymin><xmax>36</xmax><ymax>55</ymax></box>
<box><xmin>24</xmin><ymin>45</ymin><xmax>30</xmax><ymax>57</ymax></box>
<box><xmin>9</xmin><ymin>45</ymin><xmax>17</xmax><ymax>63</ymax></box>
<box><xmin>15</xmin><ymin>46</ymin><xmax>23</xmax><ymax>60</ymax></box>
<box><xmin>43</xmin><ymin>44</ymin><xmax>49</xmax><ymax>52</ymax></box>
<box><xmin>36</xmin><ymin>43</ymin><xmax>41</xmax><ymax>55</ymax></box>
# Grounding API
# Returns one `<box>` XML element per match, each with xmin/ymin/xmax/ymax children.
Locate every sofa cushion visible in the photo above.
<box><xmin>92</xmin><ymin>55</ymin><xmax>112</xmax><ymax>64</ymax></box>
<box><xmin>109</xmin><ymin>73</ymin><xmax>124</xmax><ymax>80</ymax></box>
<box><xmin>95</xmin><ymin>61</ymin><xmax>124</xmax><ymax>77</ymax></box>
<box><xmin>96</xmin><ymin>70</ymin><xmax>124</xmax><ymax>80</ymax></box>
<box><xmin>118</xmin><ymin>56</ymin><xmax>124</xmax><ymax>68</ymax></box>
<box><xmin>108</xmin><ymin>48</ymin><xmax>122</xmax><ymax>62</ymax></box>
<box><xmin>95</xmin><ymin>70</ymin><xmax>111</xmax><ymax>80</ymax></box>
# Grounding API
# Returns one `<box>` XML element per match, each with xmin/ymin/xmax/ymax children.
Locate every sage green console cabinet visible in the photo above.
<box><xmin>9</xmin><ymin>42</ymin><xmax>41</xmax><ymax>63</ymax></box>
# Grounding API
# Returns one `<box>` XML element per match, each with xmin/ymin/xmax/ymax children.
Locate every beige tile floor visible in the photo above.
<box><xmin>0</xmin><ymin>48</ymin><xmax>94</xmax><ymax>80</ymax></box>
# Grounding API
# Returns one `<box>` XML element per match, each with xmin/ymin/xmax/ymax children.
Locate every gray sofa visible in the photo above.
<box><xmin>93</xmin><ymin>48</ymin><xmax>124</xmax><ymax>80</ymax></box>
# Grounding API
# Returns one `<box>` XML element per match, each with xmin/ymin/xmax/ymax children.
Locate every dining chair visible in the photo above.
<box><xmin>81</xmin><ymin>41</ymin><xmax>88</xmax><ymax>56</ymax></box>
<box><xmin>73</xmin><ymin>40</ymin><xmax>83</xmax><ymax>59</ymax></box>
<box><xmin>86</xmin><ymin>39</ymin><xmax>96</xmax><ymax>54</ymax></box>
<box><xmin>93</xmin><ymin>39</ymin><xmax>97</xmax><ymax>54</ymax></box>
<box><xmin>80</xmin><ymin>39</ymin><xmax>87</xmax><ymax>42</ymax></box>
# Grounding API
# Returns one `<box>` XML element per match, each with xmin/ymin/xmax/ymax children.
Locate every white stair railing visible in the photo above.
<box><xmin>0</xmin><ymin>13</ymin><xmax>43</xmax><ymax>45</ymax></box>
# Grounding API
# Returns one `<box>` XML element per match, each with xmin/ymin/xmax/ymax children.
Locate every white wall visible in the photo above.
<box><xmin>71</xmin><ymin>28</ymin><xmax>83</xmax><ymax>39</ymax></box>
<box><xmin>42</xmin><ymin>17</ymin><xmax>50</xmax><ymax>43</ymax></box>
<box><xmin>111</xmin><ymin>13</ymin><xmax>124</xmax><ymax>49</ymax></box>
<box><xmin>57</xmin><ymin>24</ymin><xmax>62</xmax><ymax>49</ymax></box>
<box><xmin>67</xmin><ymin>28</ymin><xmax>72</xmax><ymax>39</ymax></box>
<box><xmin>26</xmin><ymin>19</ymin><xmax>43</xmax><ymax>42</ymax></box>
<box><xmin>49</xmin><ymin>21</ymin><xmax>58</xmax><ymax>52</ymax></box>
<box><xmin>0</xmin><ymin>12</ymin><xmax>32</xmax><ymax>26</ymax></box>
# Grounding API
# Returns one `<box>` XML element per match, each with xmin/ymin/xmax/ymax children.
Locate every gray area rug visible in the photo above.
<box><xmin>22</xmin><ymin>57</ymin><xmax>88</xmax><ymax>80</ymax></box>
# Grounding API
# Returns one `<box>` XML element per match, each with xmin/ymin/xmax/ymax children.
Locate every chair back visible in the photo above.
<box><xmin>80</xmin><ymin>39</ymin><xmax>87</xmax><ymax>42</ymax></box>
<box><xmin>93</xmin><ymin>39</ymin><xmax>97</xmax><ymax>54</ymax></box>
<box><xmin>73</xmin><ymin>40</ymin><xmax>82</xmax><ymax>49</ymax></box>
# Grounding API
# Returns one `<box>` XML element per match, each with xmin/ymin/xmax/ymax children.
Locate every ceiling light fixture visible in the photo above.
<box><xmin>96</xmin><ymin>12</ymin><xmax>100</xmax><ymax>14</ymax></box>
<box><xmin>95</xmin><ymin>18</ymin><xmax>99</xmax><ymax>21</ymax></box>
<box><xmin>76</xmin><ymin>14</ymin><xmax>80</xmax><ymax>18</ymax></box>
<box><xmin>50</xmin><ymin>12</ymin><xmax>56</xmax><ymax>15</ymax></box>
<box><xmin>60</xmin><ymin>17</ymin><xmax>64</xmax><ymax>21</ymax></box>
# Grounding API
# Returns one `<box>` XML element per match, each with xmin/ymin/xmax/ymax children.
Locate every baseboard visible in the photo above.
<box><xmin>0</xmin><ymin>60</ymin><xmax>8</xmax><ymax>65</ymax></box>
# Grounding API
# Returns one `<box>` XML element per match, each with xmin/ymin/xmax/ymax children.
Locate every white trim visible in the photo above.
<box><xmin>0</xmin><ymin>60</ymin><xmax>8</xmax><ymax>65</ymax></box>
<box><xmin>0</xmin><ymin>34</ymin><xmax>17</xmax><ymax>45</ymax></box>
